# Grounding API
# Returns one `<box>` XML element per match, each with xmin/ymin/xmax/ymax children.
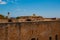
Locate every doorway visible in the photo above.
<box><xmin>31</xmin><ymin>38</ymin><xmax>38</xmax><ymax>40</ymax></box>
<box><xmin>8</xmin><ymin>19</ymin><xmax>12</xmax><ymax>22</ymax></box>
<box><xmin>31</xmin><ymin>38</ymin><xmax>35</xmax><ymax>40</ymax></box>
<box><xmin>26</xmin><ymin>19</ymin><xmax>31</xmax><ymax>21</ymax></box>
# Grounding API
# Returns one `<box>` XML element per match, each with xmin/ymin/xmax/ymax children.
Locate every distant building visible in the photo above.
<box><xmin>0</xmin><ymin>13</ymin><xmax>60</xmax><ymax>40</ymax></box>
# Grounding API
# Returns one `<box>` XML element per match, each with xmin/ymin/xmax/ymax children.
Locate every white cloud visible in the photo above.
<box><xmin>0</xmin><ymin>0</ymin><xmax>7</xmax><ymax>4</ymax></box>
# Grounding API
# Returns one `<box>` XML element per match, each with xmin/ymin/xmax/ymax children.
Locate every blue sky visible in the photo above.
<box><xmin>0</xmin><ymin>0</ymin><xmax>60</xmax><ymax>18</ymax></box>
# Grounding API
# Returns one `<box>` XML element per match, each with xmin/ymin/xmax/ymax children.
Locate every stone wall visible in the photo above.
<box><xmin>0</xmin><ymin>21</ymin><xmax>60</xmax><ymax>40</ymax></box>
<box><xmin>20</xmin><ymin>21</ymin><xmax>60</xmax><ymax>40</ymax></box>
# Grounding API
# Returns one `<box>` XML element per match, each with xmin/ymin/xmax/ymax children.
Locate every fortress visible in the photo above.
<box><xmin>0</xmin><ymin>12</ymin><xmax>60</xmax><ymax>40</ymax></box>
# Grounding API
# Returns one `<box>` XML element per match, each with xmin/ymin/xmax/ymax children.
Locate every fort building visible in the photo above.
<box><xmin>0</xmin><ymin>13</ymin><xmax>60</xmax><ymax>40</ymax></box>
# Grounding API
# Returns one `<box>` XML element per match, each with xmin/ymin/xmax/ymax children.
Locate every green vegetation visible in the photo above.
<box><xmin>16</xmin><ymin>17</ymin><xmax>20</xmax><ymax>19</ymax></box>
<box><xmin>0</xmin><ymin>14</ymin><xmax>5</xmax><ymax>19</ymax></box>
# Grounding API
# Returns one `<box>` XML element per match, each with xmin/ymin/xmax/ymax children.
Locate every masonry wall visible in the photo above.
<box><xmin>20</xmin><ymin>21</ymin><xmax>60</xmax><ymax>40</ymax></box>
<box><xmin>0</xmin><ymin>21</ymin><xmax>60</xmax><ymax>40</ymax></box>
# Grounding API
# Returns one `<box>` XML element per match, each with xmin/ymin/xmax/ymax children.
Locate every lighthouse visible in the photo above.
<box><xmin>8</xmin><ymin>12</ymin><xmax>10</xmax><ymax>18</ymax></box>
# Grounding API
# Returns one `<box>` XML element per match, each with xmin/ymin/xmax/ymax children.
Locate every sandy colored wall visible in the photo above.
<box><xmin>20</xmin><ymin>21</ymin><xmax>60</xmax><ymax>40</ymax></box>
<box><xmin>0</xmin><ymin>21</ymin><xmax>60</xmax><ymax>40</ymax></box>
